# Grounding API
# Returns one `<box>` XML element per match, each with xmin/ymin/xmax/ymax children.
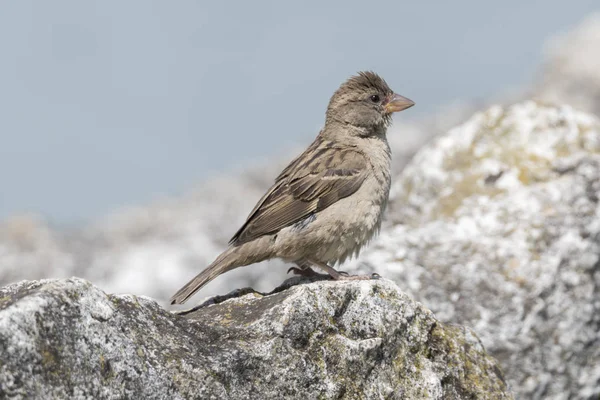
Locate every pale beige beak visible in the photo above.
<box><xmin>383</xmin><ymin>93</ymin><xmax>415</xmax><ymax>113</ymax></box>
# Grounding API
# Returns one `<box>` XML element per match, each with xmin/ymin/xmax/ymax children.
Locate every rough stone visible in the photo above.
<box><xmin>352</xmin><ymin>102</ymin><xmax>600</xmax><ymax>399</ymax></box>
<box><xmin>0</xmin><ymin>277</ymin><xmax>511</xmax><ymax>399</ymax></box>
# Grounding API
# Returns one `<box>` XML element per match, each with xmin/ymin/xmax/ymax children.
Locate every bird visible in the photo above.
<box><xmin>170</xmin><ymin>71</ymin><xmax>414</xmax><ymax>304</ymax></box>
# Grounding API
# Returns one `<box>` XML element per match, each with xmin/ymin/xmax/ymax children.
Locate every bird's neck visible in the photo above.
<box><xmin>322</xmin><ymin>119</ymin><xmax>387</xmax><ymax>140</ymax></box>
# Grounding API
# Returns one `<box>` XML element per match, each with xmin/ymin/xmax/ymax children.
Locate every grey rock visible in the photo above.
<box><xmin>2</xmin><ymin>14</ymin><xmax>600</xmax><ymax>398</ymax></box>
<box><xmin>354</xmin><ymin>102</ymin><xmax>600</xmax><ymax>399</ymax></box>
<box><xmin>0</xmin><ymin>277</ymin><xmax>511</xmax><ymax>400</ymax></box>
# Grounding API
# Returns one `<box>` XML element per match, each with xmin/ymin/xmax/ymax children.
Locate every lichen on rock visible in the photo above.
<box><xmin>0</xmin><ymin>277</ymin><xmax>512</xmax><ymax>399</ymax></box>
<box><xmin>355</xmin><ymin>101</ymin><xmax>600</xmax><ymax>399</ymax></box>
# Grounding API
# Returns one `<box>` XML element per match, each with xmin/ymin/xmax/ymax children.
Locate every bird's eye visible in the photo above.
<box><xmin>370</xmin><ymin>95</ymin><xmax>380</xmax><ymax>103</ymax></box>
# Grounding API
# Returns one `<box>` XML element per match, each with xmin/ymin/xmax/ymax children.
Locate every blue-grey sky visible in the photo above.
<box><xmin>0</xmin><ymin>0</ymin><xmax>597</xmax><ymax>223</ymax></box>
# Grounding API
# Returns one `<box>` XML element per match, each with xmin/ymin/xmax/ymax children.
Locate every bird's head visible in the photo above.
<box><xmin>325</xmin><ymin>71</ymin><xmax>414</xmax><ymax>132</ymax></box>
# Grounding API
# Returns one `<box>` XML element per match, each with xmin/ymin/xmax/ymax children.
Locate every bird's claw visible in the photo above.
<box><xmin>287</xmin><ymin>267</ymin><xmax>301</xmax><ymax>275</ymax></box>
<box><xmin>288</xmin><ymin>266</ymin><xmax>326</xmax><ymax>278</ymax></box>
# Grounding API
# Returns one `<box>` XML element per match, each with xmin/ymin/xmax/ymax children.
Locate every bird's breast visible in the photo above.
<box><xmin>315</xmin><ymin>144</ymin><xmax>392</xmax><ymax>264</ymax></box>
<box><xmin>274</xmin><ymin>138</ymin><xmax>392</xmax><ymax>266</ymax></box>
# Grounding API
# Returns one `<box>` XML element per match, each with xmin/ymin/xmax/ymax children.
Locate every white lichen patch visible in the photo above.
<box><xmin>0</xmin><ymin>277</ymin><xmax>511</xmax><ymax>399</ymax></box>
<box><xmin>354</xmin><ymin>102</ymin><xmax>600</xmax><ymax>399</ymax></box>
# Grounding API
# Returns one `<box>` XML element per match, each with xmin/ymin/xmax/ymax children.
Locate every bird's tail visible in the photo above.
<box><xmin>170</xmin><ymin>240</ymin><xmax>272</xmax><ymax>305</ymax></box>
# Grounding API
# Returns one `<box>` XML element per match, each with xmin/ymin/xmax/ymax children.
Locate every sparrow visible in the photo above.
<box><xmin>170</xmin><ymin>71</ymin><xmax>414</xmax><ymax>304</ymax></box>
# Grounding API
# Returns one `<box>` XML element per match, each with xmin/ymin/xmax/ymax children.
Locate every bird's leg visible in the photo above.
<box><xmin>287</xmin><ymin>266</ymin><xmax>322</xmax><ymax>277</ymax></box>
<box><xmin>287</xmin><ymin>260</ymin><xmax>330</xmax><ymax>278</ymax></box>
<box><xmin>308</xmin><ymin>260</ymin><xmax>377</xmax><ymax>281</ymax></box>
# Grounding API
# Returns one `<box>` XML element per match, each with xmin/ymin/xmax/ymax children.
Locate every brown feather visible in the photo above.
<box><xmin>230</xmin><ymin>138</ymin><xmax>367</xmax><ymax>245</ymax></box>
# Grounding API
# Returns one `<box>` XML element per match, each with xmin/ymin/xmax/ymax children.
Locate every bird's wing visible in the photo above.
<box><xmin>229</xmin><ymin>140</ymin><xmax>368</xmax><ymax>245</ymax></box>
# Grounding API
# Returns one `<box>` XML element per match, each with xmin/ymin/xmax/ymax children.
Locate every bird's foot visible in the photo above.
<box><xmin>287</xmin><ymin>266</ymin><xmax>330</xmax><ymax>278</ymax></box>
<box><xmin>308</xmin><ymin>259</ymin><xmax>381</xmax><ymax>281</ymax></box>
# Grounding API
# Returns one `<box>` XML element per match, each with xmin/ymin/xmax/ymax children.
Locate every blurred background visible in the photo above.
<box><xmin>1</xmin><ymin>0</ymin><xmax>599</xmax><ymax>304</ymax></box>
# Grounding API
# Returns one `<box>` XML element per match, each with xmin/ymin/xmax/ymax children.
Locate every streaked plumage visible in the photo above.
<box><xmin>230</xmin><ymin>139</ymin><xmax>367</xmax><ymax>246</ymax></box>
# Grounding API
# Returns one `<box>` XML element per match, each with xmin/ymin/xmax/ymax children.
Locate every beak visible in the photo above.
<box><xmin>383</xmin><ymin>93</ymin><xmax>415</xmax><ymax>114</ymax></box>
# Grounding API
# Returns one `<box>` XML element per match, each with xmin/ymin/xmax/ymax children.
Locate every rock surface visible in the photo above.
<box><xmin>0</xmin><ymin>277</ymin><xmax>511</xmax><ymax>399</ymax></box>
<box><xmin>2</xmin><ymin>15</ymin><xmax>600</xmax><ymax>399</ymax></box>
<box><xmin>353</xmin><ymin>102</ymin><xmax>600</xmax><ymax>399</ymax></box>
